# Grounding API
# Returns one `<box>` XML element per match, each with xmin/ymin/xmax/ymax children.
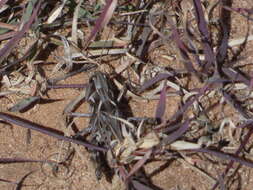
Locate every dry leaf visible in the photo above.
<box><xmin>114</xmin><ymin>136</ymin><xmax>137</xmax><ymax>164</ymax></box>
<box><xmin>136</xmin><ymin>132</ymin><xmax>160</xmax><ymax>149</ymax></box>
<box><xmin>170</xmin><ymin>140</ymin><xmax>201</xmax><ymax>150</ymax></box>
<box><xmin>46</xmin><ymin>0</ymin><xmax>67</xmax><ymax>24</ymax></box>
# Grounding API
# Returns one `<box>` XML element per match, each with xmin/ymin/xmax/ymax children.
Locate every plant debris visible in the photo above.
<box><xmin>1</xmin><ymin>0</ymin><xmax>253</xmax><ymax>189</ymax></box>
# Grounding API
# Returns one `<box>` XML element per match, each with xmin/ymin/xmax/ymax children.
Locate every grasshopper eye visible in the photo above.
<box><xmin>95</xmin><ymin>168</ymin><xmax>102</xmax><ymax>180</ymax></box>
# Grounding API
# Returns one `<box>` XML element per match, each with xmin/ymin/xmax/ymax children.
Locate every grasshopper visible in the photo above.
<box><xmin>83</xmin><ymin>72</ymin><xmax>124</xmax><ymax>180</ymax></box>
<box><xmin>85</xmin><ymin>72</ymin><xmax>123</xmax><ymax>142</ymax></box>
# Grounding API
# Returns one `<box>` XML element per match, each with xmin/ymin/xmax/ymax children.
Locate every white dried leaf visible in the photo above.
<box><xmin>111</xmin><ymin>174</ymin><xmax>126</xmax><ymax>190</ymax></box>
<box><xmin>46</xmin><ymin>0</ymin><xmax>67</xmax><ymax>24</ymax></box>
<box><xmin>218</xmin><ymin>118</ymin><xmax>236</xmax><ymax>142</ymax></box>
<box><xmin>0</xmin><ymin>4</ymin><xmax>9</xmax><ymax>14</ymax></box>
<box><xmin>197</xmin><ymin>136</ymin><xmax>212</xmax><ymax>147</ymax></box>
<box><xmin>9</xmin><ymin>86</ymin><xmax>33</xmax><ymax>95</ymax></box>
<box><xmin>113</xmin><ymin>135</ymin><xmax>137</xmax><ymax>164</ymax></box>
<box><xmin>136</xmin><ymin>132</ymin><xmax>160</xmax><ymax>149</ymax></box>
<box><xmin>61</xmin><ymin>36</ymin><xmax>73</xmax><ymax>72</ymax></box>
<box><xmin>71</xmin><ymin>0</ymin><xmax>83</xmax><ymax>43</ymax></box>
<box><xmin>2</xmin><ymin>75</ymin><xmax>11</xmax><ymax>87</ymax></box>
<box><xmin>233</xmin><ymin>83</ymin><xmax>248</xmax><ymax>90</ymax></box>
<box><xmin>219</xmin><ymin>118</ymin><xmax>236</xmax><ymax>132</ymax></box>
<box><xmin>170</xmin><ymin>140</ymin><xmax>201</xmax><ymax>150</ymax></box>
<box><xmin>182</xmin><ymin>91</ymin><xmax>198</xmax><ymax>103</ymax></box>
<box><xmin>115</xmin><ymin>58</ymin><xmax>134</xmax><ymax>74</ymax></box>
<box><xmin>107</xmin><ymin>114</ymin><xmax>135</xmax><ymax>130</ymax></box>
<box><xmin>228</xmin><ymin>34</ymin><xmax>253</xmax><ymax>47</ymax></box>
<box><xmin>137</xmin><ymin>119</ymin><xmax>145</xmax><ymax>139</ymax></box>
<box><xmin>51</xmin><ymin>36</ymin><xmax>73</xmax><ymax>74</ymax></box>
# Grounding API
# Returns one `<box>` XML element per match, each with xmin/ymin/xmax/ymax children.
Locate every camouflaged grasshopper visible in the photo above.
<box><xmin>85</xmin><ymin>72</ymin><xmax>123</xmax><ymax>142</ymax></box>
<box><xmin>84</xmin><ymin>71</ymin><xmax>124</xmax><ymax>180</ymax></box>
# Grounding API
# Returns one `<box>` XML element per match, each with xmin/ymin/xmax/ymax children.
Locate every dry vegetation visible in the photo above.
<box><xmin>1</xmin><ymin>0</ymin><xmax>253</xmax><ymax>189</ymax></box>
